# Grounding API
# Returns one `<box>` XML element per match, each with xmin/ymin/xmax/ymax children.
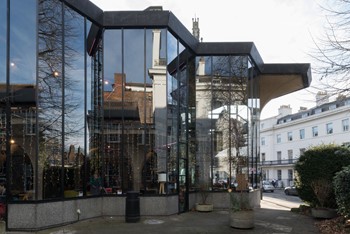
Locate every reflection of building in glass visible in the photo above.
<box><xmin>195</xmin><ymin>57</ymin><xmax>253</xmax><ymax>187</ymax></box>
<box><xmin>0</xmin><ymin>84</ymin><xmax>35</xmax><ymax>197</ymax></box>
<box><xmin>1</xmin><ymin>0</ymin><xmax>312</xmax><ymax>231</ymax></box>
<box><xmin>89</xmin><ymin>72</ymin><xmax>156</xmax><ymax>193</ymax></box>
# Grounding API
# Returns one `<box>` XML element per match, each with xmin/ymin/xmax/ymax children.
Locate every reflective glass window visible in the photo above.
<box><xmin>62</xmin><ymin>6</ymin><xmax>87</xmax><ymax>198</ymax></box>
<box><xmin>195</xmin><ymin>55</ymin><xmax>258</xmax><ymax>191</ymax></box>
<box><xmin>0</xmin><ymin>0</ymin><xmax>7</xmax><ymax>191</ymax></box>
<box><xmin>166</xmin><ymin>32</ymin><xmax>179</xmax><ymax>196</ymax></box>
<box><xmin>0</xmin><ymin>0</ymin><xmax>6</xmax><ymax>84</ymax></box>
<box><xmin>101</xmin><ymin>29</ymin><xmax>123</xmax><ymax>195</ymax></box>
<box><xmin>9</xmin><ymin>0</ymin><xmax>36</xmax><ymax>201</ymax></box>
<box><xmin>38</xmin><ymin>0</ymin><xmax>64</xmax><ymax>200</ymax></box>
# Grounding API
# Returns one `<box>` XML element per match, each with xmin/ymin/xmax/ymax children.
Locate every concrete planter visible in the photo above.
<box><xmin>230</xmin><ymin>210</ymin><xmax>254</xmax><ymax>229</ymax></box>
<box><xmin>311</xmin><ymin>208</ymin><xmax>338</xmax><ymax>219</ymax></box>
<box><xmin>195</xmin><ymin>203</ymin><xmax>213</xmax><ymax>212</ymax></box>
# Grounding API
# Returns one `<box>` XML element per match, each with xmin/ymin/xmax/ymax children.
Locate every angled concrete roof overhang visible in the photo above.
<box><xmin>259</xmin><ymin>63</ymin><xmax>311</xmax><ymax>109</ymax></box>
<box><xmin>64</xmin><ymin>0</ymin><xmax>312</xmax><ymax>109</ymax></box>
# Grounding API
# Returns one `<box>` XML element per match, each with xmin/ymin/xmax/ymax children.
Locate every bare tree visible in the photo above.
<box><xmin>38</xmin><ymin>0</ymin><xmax>83</xmax><ymax>150</ymax></box>
<box><xmin>37</xmin><ymin>0</ymin><xmax>85</xmax><ymax>199</ymax></box>
<box><xmin>210</xmin><ymin>56</ymin><xmax>249</xmax><ymax>186</ymax></box>
<box><xmin>311</xmin><ymin>0</ymin><xmax>350</xmax><ymax>97</ymax></box>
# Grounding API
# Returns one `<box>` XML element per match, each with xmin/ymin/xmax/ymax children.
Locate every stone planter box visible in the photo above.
<box><xmin>311</xmin><ymin>208</ymin><xmax>338</xmax><ymax>219</ymax></box>
<box><xmin>230</xmin><ymin>210</ymin><xmax>254</xmax><ymax>229</ymax></box>
<box><xmin>195</xmin><ymin>203</ymin><xmax>213</xmax><ymax>212</ymax></box>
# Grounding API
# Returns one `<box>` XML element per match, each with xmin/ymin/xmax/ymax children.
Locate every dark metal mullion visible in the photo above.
<box><xmin>184</xmin><ymin>50</ymin><xmax>190</xmax><ymax>211</ymax></box>
<box><xmin>210</xmin><ymin>57</ymin><xmax>214</xmax><ymax>188</ymax></box>
<box><xmin>249</xmin><ymin>59</ymin><xmax>254</xmax><ymax>187</ymax></box>
<box><xmin>83</xmin><ymin>17</ymin><xmax>87</xmax><ymax>196</ymax></box>
<box><xmin>5</xmin><ymin>0</ymin><xmax>11</xmax><ymax>209</ymax></box>
<box><xmin>60</xmin><ymin>1</ymin><xmax>65</xmax><ymax>199</ymax></box>
<box><xmin>100</xmin><ymin>29</ymin><xmax>105</xmax><ymax>193</ymax></box>
<box><xmin>164</xmin><ymin>29</ymin><xmax>168</xmax><ymax>193</ymax></box>
<box><xmin>142</xmin><ymin>28</ymin><xmax>147</xmax><ymax>191</ymax></box>
<box><xmin>34</xmin><ymin>0</ymin><xmax>39</xmax><ymax>202</ymax></box>
<box><xmin>253</xmin><ymin>64</ymin><xmax>259</xmax><ymax>189</ymax></box>
<box><xmin>121</xmin><ymin>29</ymin><xmax>125</xmax><ymax>192</ymax></box>
<box><xmin>228</xmin><ymin>57</ymin><xmax>232</xmax><ymax>188</ymax></box>
<box><xmin>176</xmin><ymin>39</ymin><xmax>181</xmax><ymax>211</ymax></box>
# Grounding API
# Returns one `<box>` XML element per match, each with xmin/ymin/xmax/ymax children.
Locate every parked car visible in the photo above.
<box><xmin>262</xmin><ymin>181</ymin><xmax>274</xmax><ymax>192</ymax></box>
<box><xmin>284</xmin><ymin>186</ymin><xmax>298</xmax><ymax>196</ymax></box>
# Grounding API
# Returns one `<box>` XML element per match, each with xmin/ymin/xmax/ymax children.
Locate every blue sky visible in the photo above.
<box><xmin>91</xmin><ymin>0</ymin><xmax>328</xmax><ymax>118</ymax></box>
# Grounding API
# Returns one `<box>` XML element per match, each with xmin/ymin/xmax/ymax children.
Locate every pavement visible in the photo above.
<box><xmin>1</xmin><ymin>197</ymin><xmax>320</xmax><ymax>234</ymax></box>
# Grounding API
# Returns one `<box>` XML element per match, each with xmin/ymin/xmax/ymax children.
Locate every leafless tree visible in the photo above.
<box><xmin>311</xmin><ymin>0</ymin><xmax>350</xmax><ymax>97</ymax></box>
<box><xmin>38</xmin><ymin>0</ymin><xmax>83</xmax><ymax>150</ymax></box>
<box><xmin>210</xmin><ymin>56</ymin><xmax>249</xmax><ymax>186</ymax></box>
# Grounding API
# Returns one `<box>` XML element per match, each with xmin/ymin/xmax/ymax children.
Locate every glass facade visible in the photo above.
<box><xmin>0</xmin><ymin>0</ymin><xmax>91</xmax><ymax>201</ymax></box>
<box><xmin>195</xmin><ymin>56</ymin><xmax>259</xmax><ymax>191</ymax></box>
<box><xmin>0</xmin><ymin>1</ymin><xmax>314</xmax><ymax>231</ymax></box>
<box><xmin>0</xmin><ymin>0</ymin><xmax>261</xmax><ymax>204</ymax></box>
<box><xmin>1</xmin><ymin>0</ymin><xmax>267</xmax><ymax>210</ymax></box>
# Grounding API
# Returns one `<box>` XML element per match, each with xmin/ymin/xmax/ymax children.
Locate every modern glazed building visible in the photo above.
<box><xmin>0</xmin><ymin>0</ymin><xmax>311</xmax><ymax>231</ymax></box>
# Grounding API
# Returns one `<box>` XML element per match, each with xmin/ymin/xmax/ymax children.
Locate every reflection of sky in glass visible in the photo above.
<box><xmin>124</xmin><ymin>30</ymin><xmax>145</xmax><ymax>83</ymax></box>
<box><xmin>104</xmin><ymin>29</ymin><xmax>164</xmax><ymax>91</ymax></box>
<box><xmin>166</xmin><ymin>31</ymin><xmax>186</xmax><ymax>106</ymax></box>
<box><xmin>167</xmin><ymin>31</ymin><xmax>177</xmax><ymax>63</ymax></box>
<box><xmin>145</xmin><ymin>29</ymin><xmax>153</xmax><ymax>82</ymax></box>
<box><xmin>64</xmin><ymin>12</ymin><xmax>89</xmax><ymax>149</ymax></box>
<box><xmin>10</xmin><ymin>0</ymin><xmax>36</xmax><ymax>85</ymax></box>
<box><xmin>167</xmin><ymin>31</ymin><xmax>178</xmax><ymax>104</ymax></box>
<box><xmin>104</xmin><ymin>30</ymin><xmax>122</xmax><ymax>91</ymax></box>
<box><xmin>0</xmin><ymin>0</ymin><xmax>6</xmax><ymax>83</ymax></box>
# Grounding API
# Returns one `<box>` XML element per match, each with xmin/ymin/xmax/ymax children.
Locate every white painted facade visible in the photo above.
<box><xmin>260</xmin><ymin>94</ymin><xmax>350</xmax><ymax>188</ymax></box>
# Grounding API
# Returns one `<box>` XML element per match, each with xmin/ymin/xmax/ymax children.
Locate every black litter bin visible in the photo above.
<box><xmin>125</xmin><ymin>191</ymin><xmax>140</xmax><ymax>223</ymax></box>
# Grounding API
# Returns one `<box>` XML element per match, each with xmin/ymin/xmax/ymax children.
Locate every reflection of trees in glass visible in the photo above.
<box><xmin>211</xmin><ymin>56</ymin><xmax>249</xmax><ymax>186</ymax></box>
<box><xmin>211</xmin><ymin>56</ymin><xmax>248</xmax><ymax>108</ymax></box>
<box><xmin>38</xmin><ymin>0</ymin><xmax>84</xmax><ymax>198</ymax></box>
<box><xmin>38</xmin><ymin>0</ymin><xmax>82</xmax><ymax>150</ymax></box>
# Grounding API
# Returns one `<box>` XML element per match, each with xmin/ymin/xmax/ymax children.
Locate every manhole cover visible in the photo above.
<box><xmin>144</xmin><ymin>219</ymin><xmax>165</xmax><ymax>225</ymax></box>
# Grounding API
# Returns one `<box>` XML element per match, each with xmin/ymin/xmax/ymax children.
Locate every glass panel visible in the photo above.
<box><xmin>247</xmin><ymin>59</ymin><xmax>260</xmax><ymax>188</ymax></box>
<box><xmin>196</xmin><ymin>56</ymin><xmax>252</xmax><ymax>191</ymax></box>
<box><xmin>100</xmin><ymin>29</ymin><xmax>123</xmax><ymax>195</ymax></box>
<box><xmin>166</xmin><ymin>32</ymin><xmax>178</xmax><ymax>195</ymax></box>
<box><xmin>141</xmin><ymin>29</ymin><xmax>159</xmax><ymax>194</ymax></box>
<box><xmin>195</xmin><ymin>56</ymin><xmax>213</xmax><ymax>189</ymax></box>
<box><xmin>9</xmin><ymin>0</ymin><xmax>36</xmax><ymax>201</ymax></box>
<box><xmin>85</xmin><ymin>20</ymin><xmax>92</xmax><ymax>196</ymax></box>
<box><xmin>122</xmin><ymin>29</ymin><xmax>145</xmax><ymax>192</ymax></box>
<box><xmin>0</xmin><ymin>0</ymin><xmax>7</xmax><ymax>200</ymax></box>
<box><xmin>88</xmin><ymin>31</ymin><xmax>104</xmax><ymax>196</ymax></box>
<box><xmin>63</xmin><ymin>6</ymin><xmax>86</xmax><ymax>198</ymax></box>
<box><xmin>38</xmin><ymin>0</ymin><xmax>63</xmax><ymax>199</ymax></box>
<box><xmin>0</xmin><ymin>0</ymin><xmax>5</xmax><ymax>84</ymax></box>
<box><xmin>142</xmin><ymin>29</ymin><xmax>168</xmax><ymax>195</ymax></box>
<box><xmin>187</xmin><ymin>56</ymin><xmax>197</xmax><ymax>192</ymax></box>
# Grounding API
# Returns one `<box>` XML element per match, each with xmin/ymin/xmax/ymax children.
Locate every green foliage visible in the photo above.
<box><xmin>294</xmin><ymin>144</ymin><xmax>350</xmax><ymax>209</ymax></box>
<box><xmin>333</xmin><ymin>165</ymin><xmax>350</xmax><ymax>218</ymax></box>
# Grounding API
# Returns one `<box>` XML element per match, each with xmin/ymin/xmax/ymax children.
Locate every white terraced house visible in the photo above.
<box><xmin>260</xmin><ymin>92</ymin><xmax>350</xmax><ymax>187</ymax></box>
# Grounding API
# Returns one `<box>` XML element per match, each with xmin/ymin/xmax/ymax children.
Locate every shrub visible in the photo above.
<box><xmin>333</xmin><ymin>165</ymin><xmax>350</xmax><ymax>218</ymax></box>
<box><xmin>294</xmin><ymin>144</ymin><xmax>350</xmax><ymax>208</ymax></box>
